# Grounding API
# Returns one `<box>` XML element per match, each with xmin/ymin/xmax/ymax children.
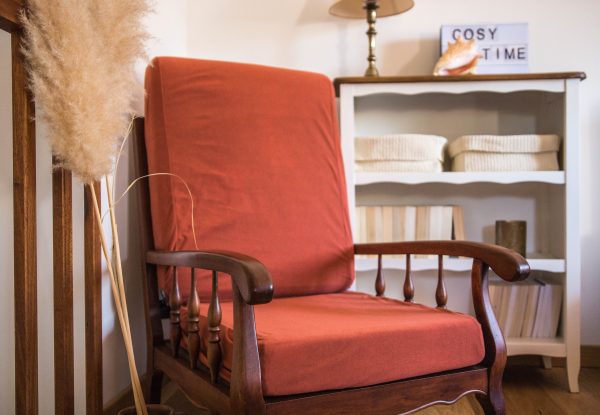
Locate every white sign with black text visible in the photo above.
<box><xmin>440</xmin><ymin>23</ymin><xmax>529</xmax><ymax>74</ymax></box>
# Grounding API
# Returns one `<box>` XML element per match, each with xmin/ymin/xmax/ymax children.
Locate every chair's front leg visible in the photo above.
<box><xmin>471</xmin><ymin>260</ymin><xmax>507</xmax><ymax>415</ymax></box>
<box><xmin>143</xmin><ymin>263</ymin><xmax>166</xmax><ymax>404</ymax></box>
<box><xmin>230</xmin><ymin>285</ymin><xmax>266</xmax><ymax>415</ymax></box>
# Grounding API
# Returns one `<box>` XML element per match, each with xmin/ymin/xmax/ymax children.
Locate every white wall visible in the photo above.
<box><xmin>103</xmin><ymin>0</ymin><xmax>191</xmax><ymax>405</ymax></box>
<box><xmin>0</xmin><ymin>29</ymin><xmax>15</xmax><ymax>414</ymax></box>
<box><xmin>183</xmin><ymin>0</ymin><xmax>600</xmax><ymax>345</ymax></box>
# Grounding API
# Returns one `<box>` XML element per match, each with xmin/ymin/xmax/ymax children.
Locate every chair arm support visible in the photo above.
<box><xmin>355</xmin><ymin>241</ymin><xmax>530</xmax><ymax>282</ymax></box>
<box><xmin>146</xmin><ymin>250</ymin><xmax>274</xmax><ymax>305</ymax></box>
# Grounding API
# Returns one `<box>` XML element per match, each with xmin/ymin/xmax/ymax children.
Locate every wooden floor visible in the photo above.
<box><xmin>158</xmin><ymin>366</ymin><xmax>600</xmax><ymax>415</ymax></box>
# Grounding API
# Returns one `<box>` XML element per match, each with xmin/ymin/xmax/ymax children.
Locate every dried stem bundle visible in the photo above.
<box><xmin>22</xmin><ymin>1</ymin><xmax>151</xmax><ymax>414</ymax></box>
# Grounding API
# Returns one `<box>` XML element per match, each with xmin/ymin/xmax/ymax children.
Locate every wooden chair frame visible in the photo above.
<box><xmin>132</xmin><ymin>118</ymin><xmax>529</xmax><ymax>415</ymax></box>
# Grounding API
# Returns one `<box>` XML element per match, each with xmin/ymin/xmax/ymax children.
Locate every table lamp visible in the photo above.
<box><xmin>329</xmin><ymin>0</ymin><xmax>414</xmax><ymax>76</ymax></box>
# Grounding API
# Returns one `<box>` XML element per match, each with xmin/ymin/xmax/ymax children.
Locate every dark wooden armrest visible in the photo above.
<box><xmin>146</xmin><ymin>250</ymin><xmax>273</xmax><ymax>305</ymax></box>
<box><xmin>355</xmin><ymin>241</ymin><xmax>530</xmax><ymax>282</ymax></box>
<box><xmin>147</xmin><ymin>249</ymin><xmax>272</xmax><ymax>396</ymax></box>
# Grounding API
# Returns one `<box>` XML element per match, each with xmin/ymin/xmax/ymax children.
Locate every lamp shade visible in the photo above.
<box><xmin>329</xmin><ymin>0</ymin><xmax>414</xmax><ymax>19</ymax></box>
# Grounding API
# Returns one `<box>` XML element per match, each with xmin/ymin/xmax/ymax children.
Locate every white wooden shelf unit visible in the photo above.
<box><xmin>335</xmin><ymin>73</ymin><xmax>585</xmax><ymax>393</ymax></box>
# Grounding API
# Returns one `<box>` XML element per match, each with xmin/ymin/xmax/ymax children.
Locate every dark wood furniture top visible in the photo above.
<box><xmin>333</xmin><ymin>72</ymin><xmax>587</xmax><ymax>96</ymax></box>
<box><xmin>0</xmin><ymin>0</ymin><xmax>22</xmax><ymax>31</ymax></box>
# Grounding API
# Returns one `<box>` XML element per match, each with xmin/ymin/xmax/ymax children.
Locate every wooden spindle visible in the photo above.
<box><xmin>53</xmin><ymin>164</ymin><xmax>74</xmax><ymax>415</ymax></box>
<box><xmin>207</xmin><ymin>271</ymin><xmax>222</xmax><ymax>383</ymax></box>
<box><xmin>12</xmin><ymin>30</ymin><xmax>39</xmax><ymax>415</ymax></box>
<box><xmin>403</xmin><ymin>254</ymin><xmax>414</xmax><ymax>302</ymax></box>
<box><xmin>169</xmin><ymin>267</ymin><xmax>182</xmax><ymax>357</ymax></box>
<box><xmin>84</xmin><ymin>182</ymin><xmax>102</xmax><ymax>415</ymax></box>
<box><xmin>436</xmin><ymin>255</ymin><xmax>448</xmax><ymax>308</ymax></box>
<box><xmin>187</xmin><ymin>268</ymin><xmax>200</xmax><ymax>369</ymax></box>
<box><xmin>375</xmin><ymin>254</ymin><xmax>385</xmax><ymax>296</ymax></box>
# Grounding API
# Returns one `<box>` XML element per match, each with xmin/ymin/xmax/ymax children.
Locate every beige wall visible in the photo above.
<box><xmin>184</xmin><ymin>0</ymin><xmax>600</xmax><ymax>345</ymax></box>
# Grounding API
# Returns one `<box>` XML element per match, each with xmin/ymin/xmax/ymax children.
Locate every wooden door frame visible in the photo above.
<box><xmin>1</xmin><ymin>2</ymin><xmax>102</xmax><ymax>414</ymax></box>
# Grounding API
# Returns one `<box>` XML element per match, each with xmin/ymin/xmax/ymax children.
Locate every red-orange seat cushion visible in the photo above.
<box><xmin>144</xmin><ymin>58</ymin><xmax>354</xmax><ymax>301</ymax></box>
<box><xmin>180</xmin><ymin>292</ymin><xmax>485</xmax><ymax>396</ymax></box>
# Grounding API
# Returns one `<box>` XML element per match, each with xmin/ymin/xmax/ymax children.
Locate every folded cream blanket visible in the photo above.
<box><xmin>452</xmin><ymin>152</ymin><xmax>559</xmax><ymax>172</ymax></box>
<box><xmin>355</xmin><ymin>134</ymin><xmax>448</xmax><ymax>161</ymax></box>
<box><xmin>448</xmin><ymin>134</ymin><xmax>561</xmax><ymax>157</ymax></box>
<box><xmin>356</xmin><ymin>160</ymin><xmax>443</xmax><ymax>173</ymax></box>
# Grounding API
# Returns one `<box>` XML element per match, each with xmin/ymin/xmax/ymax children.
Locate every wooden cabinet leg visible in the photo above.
<box><xmin>567</xmin><ymin>354</ymin><xmax>580</xmax><ymax>393</ymax></box>
<box><xmin>541</xmin><ymin>356</ymin><xmax>552</xmax><ymax>369</ymax></box>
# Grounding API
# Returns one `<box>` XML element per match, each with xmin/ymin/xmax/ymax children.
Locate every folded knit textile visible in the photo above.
<box><xmin>452</xmin><ymin>152</ymin><xmax>559</xmax><ymax>172</ymax></box>
<box><xmin>448</xmin><ymin>134</ymin><xmax>560</xmax><ymax>156</ymax></box>
<box><xmin>356</xmin><ymin>134</ymin><xmax>447</xmax><ymax>161</ymax></box>
<box><xmin>449</xmin><ymin>134</ymin><xmax>561</xmax><ymax>172</ymax></box>
<box><xmin>355</xmin><ymin>160</ymin><xmax>443</xmax><ymax>172</ymax></box>
<box><xmin>355</xmin><ymin>134</ymin><xmax>447</xmax><ymax>173</ymax></box>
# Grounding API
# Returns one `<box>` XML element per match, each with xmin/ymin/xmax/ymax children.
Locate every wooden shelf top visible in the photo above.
<box><xmin>0</xmin><ymin>0</ymin><xmax>24</xmax><ymax>32</ymax></box>
<box><xmin>333</xmin><ymin>72</ymin><xmax>586</xmax><ymax>96</ymax></box>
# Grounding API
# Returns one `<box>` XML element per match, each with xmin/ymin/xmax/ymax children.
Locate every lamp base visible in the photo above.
<box><xmin>364</xmin><ymin>65</ymin><xmax>379</xmax><ymax>77</ymax></box>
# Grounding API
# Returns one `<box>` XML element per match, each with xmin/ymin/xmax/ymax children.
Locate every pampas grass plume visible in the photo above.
<box><xmin>21</xmin><ymin>0</ymin><xmax>150</xmax><ymax>183</ymax></box>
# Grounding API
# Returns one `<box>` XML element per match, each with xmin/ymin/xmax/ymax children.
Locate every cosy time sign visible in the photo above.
<box><xmin>440</xmin><ymin>23</ymin><xmax>529</xmax><ymax>74</ymax></box>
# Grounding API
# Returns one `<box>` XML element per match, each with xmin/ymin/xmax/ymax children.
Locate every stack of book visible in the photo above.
<box><xmin>356</xmin><ymin>205</ymin><xmax>465</xmax><ymax>257</ymax></box>
<box><xmin>489</xmin><ymin>277</ymin><xmax>563</xmax><ymax>338</ymax></box>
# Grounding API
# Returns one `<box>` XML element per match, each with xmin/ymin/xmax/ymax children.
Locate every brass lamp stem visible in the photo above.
<box><xmin>365</xmin><ymin>1</ymin><xmax>379</xmax><ymax>77</ymax></box>
<box><xmin>329</xmin><ymin>0</ymin><xmax>415</xmax><ymax>77</ymax></box>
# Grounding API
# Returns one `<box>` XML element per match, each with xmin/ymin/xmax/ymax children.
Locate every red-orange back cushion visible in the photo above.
<box><xmin>144</xmin><ymin>58</ymin><xmax>354</xmax><ymax>300</ymax></box>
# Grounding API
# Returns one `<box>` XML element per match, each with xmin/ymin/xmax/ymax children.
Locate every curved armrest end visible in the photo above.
<box><xmin>147</xmin><ymin>250</ymin><xmax>274</xmax><ymax>304</ymax></box>
<box><xmin>354</xmin><ymin>241</ymin><xmax>530</xmax><ymax>282</ymax></box>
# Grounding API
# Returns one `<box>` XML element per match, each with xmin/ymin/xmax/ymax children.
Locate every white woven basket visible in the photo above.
<box><xmin>452</xmin><ymin>152</ymin><xmax>559</xmax><ymax>172</ymax></box>
<box><xmin>356</xmin><ymin>159</ymin><xmax>443</xmax><ymax>173</ymax></box>
<box><xmin>355</xmin><ymin>134</ymin><xmax>447</xmax><ymax>162</ymax></box>
<box><xmin>448</xmin><ymin>134</ymin><xmax>560</xmax><ymax>157</ymax></box>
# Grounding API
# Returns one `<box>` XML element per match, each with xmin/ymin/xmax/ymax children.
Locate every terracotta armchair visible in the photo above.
<box><xmin>133</xmin><ymin>57</ymin><xmax>529</xmax><ymax>415</ymax></box>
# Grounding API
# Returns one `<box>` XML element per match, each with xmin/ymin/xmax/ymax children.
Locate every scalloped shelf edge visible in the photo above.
<box><xmin>355</xmin><ymin>257</ymin><xmax>565</xmax><ymax>273</ymax></box>
<box><xmin>354</xmin><ymin>171</ymin><xmax>566</xmax><ymax>185</ymax></box>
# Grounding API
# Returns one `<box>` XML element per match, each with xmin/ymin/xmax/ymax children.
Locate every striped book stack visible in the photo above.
<box><xmin>356</xmin><ymin>205</ymin><xmax>465</xmax><ymax>258</ymax></box>
<box><xmin>489</xmin><ymin>277</ymin><xmax>563</xmax><ymax>338</ymax></box>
